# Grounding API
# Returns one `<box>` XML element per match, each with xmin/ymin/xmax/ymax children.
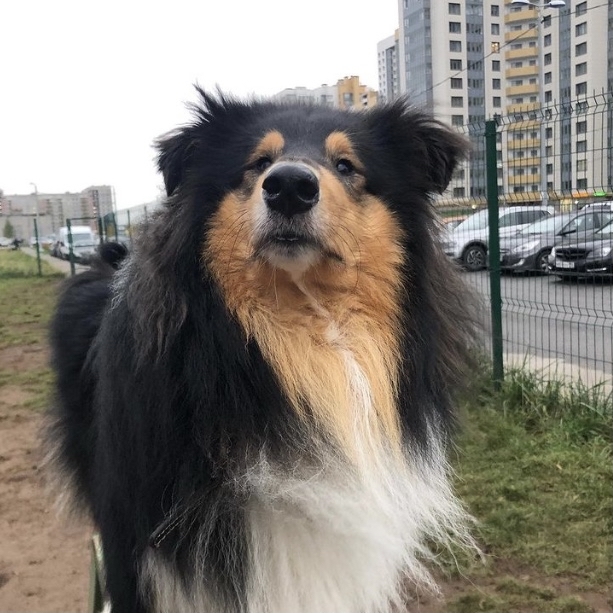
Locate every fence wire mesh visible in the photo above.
<box><xmin>440</xmin><ymin>92</ymin><xmax>613</xmax><ymax>389</ymax></box>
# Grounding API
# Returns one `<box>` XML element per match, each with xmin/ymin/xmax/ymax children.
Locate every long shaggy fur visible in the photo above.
<box><xmin>46</xmin><ymin>90</ymin><xmax>478</xmax><ymax>613</ymax></box>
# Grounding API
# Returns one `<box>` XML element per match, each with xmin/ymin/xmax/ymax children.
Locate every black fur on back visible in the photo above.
<box><xmin>46</xmin><ymin>91</ymin><xmax>478</xmax><ymax>612</ymax></box>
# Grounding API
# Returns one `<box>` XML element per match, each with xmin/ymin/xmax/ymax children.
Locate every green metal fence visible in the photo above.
<box><xmin>442</xmin><ymin>92</ymin><xmax>613</xmax><ymax>389</ymax></box>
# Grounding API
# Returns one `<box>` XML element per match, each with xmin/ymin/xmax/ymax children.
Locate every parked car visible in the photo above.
<box><xmin>548</xmin><ymin>218</ymin><xmax>613</xmax><ymax>279</ymax></box>
<box><xmin>52</xmin><ymin>226</ymin><xmax>98</xmax><ymax>264</ymax></box>
<box><xmin>500</xmin><ymin>207</ymin><xmax>613</xmax><ymax>273</ymax></box>
<box><xmin>442</xmin><ymin>206</ymin><xmax>552</xmax><ymax>271</ymax></box>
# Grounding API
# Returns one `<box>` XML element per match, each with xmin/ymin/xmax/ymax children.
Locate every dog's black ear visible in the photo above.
<box><xmin>414</xmin><ymin>119</ymin><xmax>469</xmax><ymax>193</ymax></box>
<box><xmin>366</xmin><ymin>99</ymin><xmax>469</xmax><ymax>194</ymax></box>
<box><xmin>156</xmin><ymin>129</ymin><xmax>196</xmax><ymax>197</ymax></box>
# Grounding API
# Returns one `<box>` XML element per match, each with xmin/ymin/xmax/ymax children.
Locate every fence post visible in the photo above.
<box><xmin>66</xmin><ymin>219</ymin><xmax>76</xmax><ymax>277</ymax></box>
<box><xmin>485</xmin><ymin>119</ymin><xmax>504</xmax><ymax>388</ymax></box>
<box><xmin>33</xmin><ymin>218</ymin><xmax>42</xmax><ymax>277</ymax></box>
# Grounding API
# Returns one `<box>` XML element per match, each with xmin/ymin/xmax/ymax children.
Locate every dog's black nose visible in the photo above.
<box><xmin>262</xmin><ymin>163</ymin><xmax>319</xmax><ymax>217</ymax></box>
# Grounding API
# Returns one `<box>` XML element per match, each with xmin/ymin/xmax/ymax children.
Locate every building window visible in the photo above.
<box><xmin>451</xmin><ymin>96</ymin><xmax>464</xmax><ymax>108</ymax></box>
<box><xmin>577</xmin><ymin>159</ymin><xmax>587</xmax><ymax>172</ymax></box>
<box><xmin>544</xmin><ymin>34</ymin><xmax>551</xmax><ymax>47</ymax></box>
<box><xmin>576</xmin><ymin>140</ymin><xmax>587</xmax><ymax>153</ymax></box>
<box><xmin>491</xmin><ymin>5</ymin><xmax>499</xmax><ymax>16</ymax></box>
<box><xmin>576</xmin><ymin>121</ymin><xmax>587</xmax><ymax>134</ymax></box>
<box><xmin>491</xmin><ymin>42</ymin><xmax>500</xmax><ymax>53</ymax></box>
<box><xmin>542</xmin><ymin>14</ymin><xmax>552</xmax><ymax>27</ymax></box>
<box><xmin>576</xmin><ymin>62</ymin><xmax>587</xmax><ymax>76</ymax></box>
<box><xmin>575</xmin><ymin>22</ymin><xmax>587</xmax><ymax>36</ymax></box>
<box><xmin>492</xmin><ymin>78</ymin><xmax>501</xmax><ymax>90</ymax></box>
<box><xmin>546</xmin><ymin>127</ymin><xmax>553</xmax><ymax>138</ymax></box>
<box><xmin>491</xmin><ymin>23</ymin><xmax>500</xmax><ymax>35</ymax></box>
<box><xmin>577</xmin><ymin>178</ymin><xmax>588</xmax><ymax>189</ymax></box>
<box><xmin>576</xmin><ymin>1</ymin><xmax>587</xmax><ymax>16</ymax></box>
<box><xmin>448</xmin><ymin>2</ymin><xmax>461</xmax><ymax>14</ymax></box>
<box><xmin>512</xmin><ymin>79</ymin><xmax>524</xmax><ymax>87</ymax></box>
<box><xmin>450</xmin><ymin>40</ymin><xmax>462</xmax><ymax>52</ymax></box>
<box><xmin>546</xmin><ymin>164</ymin><xmax>553</xmax><ymax>175</ymax></box>
<box><xmin>493</xmin><ymin>97</ymin><xmax>501</xmax><ymax>108</ymax></box>
<box><xmin>492</xmin><ymin>60</ymin><xmax>500</xmax><ymax>71</ymax></box>
<box><xmin>453</xmin><ymin>187</ymin><xmax>465</xmax><ymax>198</ymax></box>
<box><xmin>451</xmin><ymin>115</ymin><xmax>464</xmax><ymax>127</ymax></box>
<box><xmin>576</xmin><ymin>101</ymin><xmax>589</xmax><ymax>114</ymax></box>
<box><xmin>576</xmin><ymin>82</ymin><xmax>587</xmax><ymax>96</ymax></box>
<box><xmin>544</xmin><ymin>53</ymin><xmax>552</xmax><ymax>65</ymax></box>
<box><xmin>545</xmin><ymin>91</ymin><xmax>553</xmax><ymax>102</ymax></box>
<box><xmin>450</xmin><ymin>78</ymin><xmax>463</xmax><ymax>89</ymax></box>
<box><xmin>450</xmin><ymin>59</ymin><xmax>462</xmax><ymax>70</ymax></box>
<box><xmin>512</xmin><ymin>61</ymin><xmax>523</xmax><ymax>68</ymax></box>
<box><xmin>544</xmin><ymin>72</ymin><xmax>552</xmax><ymax>84</ymax></box>
<box><xmin>449</xmin><ymin>22</ymin><xmax>461</xmax><ymax>33</ymax></box>
<box><xmin>575</xmin><ymin>42</ymin><xmax>587</xmax><ymax>56</ymax></box>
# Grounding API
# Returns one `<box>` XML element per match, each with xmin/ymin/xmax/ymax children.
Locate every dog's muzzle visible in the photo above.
<box><xmin>262</xmin><ymin>163</ymin><xmax>319</xmax><ymax>218</ymax></box>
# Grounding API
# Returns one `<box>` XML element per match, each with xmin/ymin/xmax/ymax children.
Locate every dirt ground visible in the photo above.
<box><xmin>0</xmin><ymin>344</ymin><xmax>91</xmax><ymax>613</ymax></box>
<box><xmin>0</xmin><ymin>344</ymin><xmax>611</xmax><ymax>613</ymax></box>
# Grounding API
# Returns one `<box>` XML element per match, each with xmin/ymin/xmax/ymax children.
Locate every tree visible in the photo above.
<box><xmin>3</xmin><ymin>219</ymin><xmax>15</xmax><ymax>239</ymax></box>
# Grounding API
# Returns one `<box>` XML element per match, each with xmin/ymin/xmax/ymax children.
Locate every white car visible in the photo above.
<box><xmin>442</xmin><ymin>206</ymin><xmax>552</xmax><ymax>271</ymax></box>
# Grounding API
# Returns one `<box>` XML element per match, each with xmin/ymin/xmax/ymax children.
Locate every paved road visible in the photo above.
<box><xmin>464</xmin><ymin>271</ymin><xmax>613</xmax><ymax>384</ymax></box>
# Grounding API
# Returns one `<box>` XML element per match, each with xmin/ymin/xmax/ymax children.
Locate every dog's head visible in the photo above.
<box><xmin>156</xmin><ymin>89</ymin><xmax>467</xmax><ymax>279</ymax></box>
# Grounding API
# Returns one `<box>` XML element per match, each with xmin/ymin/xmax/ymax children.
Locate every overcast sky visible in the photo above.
<box><xmin>1</xmin><ymin>0</ymin><xmax>398</xmax><ymax>209</ymax></box>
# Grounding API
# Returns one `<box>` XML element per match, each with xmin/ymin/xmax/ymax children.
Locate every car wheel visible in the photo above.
<box><xmin>535</xmin><ymin>250</ymin><xmax>550</xmax><ymax>273</ymax></box>
<box><xmin>462</xmin><ymin>244</ymin><xmax>487</xmax><ymax>271</ymax></box>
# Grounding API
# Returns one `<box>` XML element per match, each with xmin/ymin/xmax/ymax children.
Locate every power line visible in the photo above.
<box><xmin>411</xmin><ymin>2</ymin><xmax>611</xmax><ymax>96</ymax></box>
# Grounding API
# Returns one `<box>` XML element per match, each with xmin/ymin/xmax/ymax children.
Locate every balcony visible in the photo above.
<box><xmin>507</xmin><ymin>138</ymin><xmax>541</xmax><ymax>150</ymax></box>
<box><xmin>505</xmin><ymin>48</ymin><xmax>538</xmax><ymax>61</ymax></box>
<box><xmin>504</xmin><ymin>9</ymin><xmax>537</xmax><ymax>23</ymax></box>
<box><xmin>506</xmin><ymin>84</ymin><xmax>539</xmax><ymax>97</ymax></box>
<box><xmin>506</xmin><ymin>65</ymin><xmax>538</xmax><ymax>79</ymax></box>
<box><xmin>505</xmin><ymin>28</ymin><xmax>537</xmax><ymax>43</ymax></box>
<box><xmin>506</xmin><ymin>101</ymin><xmax>540</xmax><ymax>114</ymax></box>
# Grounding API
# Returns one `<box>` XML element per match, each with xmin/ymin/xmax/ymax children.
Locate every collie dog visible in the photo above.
<box><xmin>47</xmin><ymin>90</ymin><xmax>476</xmax><ymax>613</ymax></box>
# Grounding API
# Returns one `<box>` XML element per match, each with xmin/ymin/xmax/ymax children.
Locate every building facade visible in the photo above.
<box><xmin>274</xmin><ymin>76</ymin><xmax>378</xmax><ymax>109</ymax></box>
<box><xmin>391</xmin><ymin>0</ymin><xmax>613</xmax><ymax>206</ymax></box>
<box><xmin>0</xmin><ymin>185</ymin><xmax>114</xmax><ymax>240</ymax></box>
<box><xmin>377</xmin><ymin>31</ymin><xmax>401</xmax><ymax>103</ymax></box>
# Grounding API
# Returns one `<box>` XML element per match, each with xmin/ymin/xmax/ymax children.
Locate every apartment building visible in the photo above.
<box><xmin>389</xmin><ymin>0</ymin><xmax>613</xmax><ymax>205</ymax></box>
<box><xmin>274</xmin><ymin>76</ymin><xmax>378</xmax><ymax>109</ymax></box>
<box><xmin>377</xmin><ymin>31</ymin><xmax>401</xmax><ymax>103</ymax></box>
<box><xmin>0</xmin><ymin>185</ymin><xmax>114</xmax><ymax>240</ymax></box>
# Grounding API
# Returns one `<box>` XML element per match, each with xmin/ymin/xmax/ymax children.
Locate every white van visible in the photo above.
<box><xmin>53</xmin><ymin>226</ymin><xmax>98</xmax><ymax>263</ymax></box>
<box><xmin>442</xmin><ymin>206</ymin><xmax>552</xmax><ymax>271</ymax></box>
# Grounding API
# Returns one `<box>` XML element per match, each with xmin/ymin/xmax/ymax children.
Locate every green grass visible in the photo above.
<box><xmin>0</xmin><ymin>251</ymin><xmax>64</xmax><ymax>348</ymax></box>
<box><xmin>441</xmin><ymin>363</ymin><xmax>613</xmax><ymax>611</ymax></box>
<box><xmin>0</xmin><ymin>251</ymin><xmax>64</xmax><ymax>409</ymax></box>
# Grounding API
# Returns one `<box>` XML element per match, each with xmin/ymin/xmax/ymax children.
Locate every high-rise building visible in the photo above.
<box><xmin>392</xmin><ymin>0</ymin><xmax>613</xmax><ymax>205</ymax></box>
<box><xmin>377</xmin><ymin>31</ymin><xmax>400</xmax><ymax>103</ymax></box>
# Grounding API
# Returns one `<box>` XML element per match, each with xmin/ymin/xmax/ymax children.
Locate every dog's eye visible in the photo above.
<box><xmin>255</xmin><ymin>157</ymin><xmax>272</xmax><ymax>173</ymax></box>
<box><xmin>335</xmin><ymin>159</ymin><xmax>354</xmax><ymax>176</ymax></box>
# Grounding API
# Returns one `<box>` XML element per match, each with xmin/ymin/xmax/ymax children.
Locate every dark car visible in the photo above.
<box><xmin>500</xmin><ymin>207</ymin><xmax>613</xmax><ymax>273</ymax></box>
<box><xmin>548</xmin><ymin>218</ymin><xmax>613</xmax><ymax>279</ymax></box>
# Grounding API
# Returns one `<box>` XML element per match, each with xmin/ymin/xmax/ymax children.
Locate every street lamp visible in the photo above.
<box><xmin>510</xmin><ymin>0</ymin><xmax>565</xmax><ymax>208</ymax></box>
<box><xmin>29</xmin><ymin>182</ymin><xmax>40</xmax><ymax>238</ymax></box>
<box><xmin>29</xmin><ymin>182</ymin><xmax>42</xmax><ymax>276</ymax></box>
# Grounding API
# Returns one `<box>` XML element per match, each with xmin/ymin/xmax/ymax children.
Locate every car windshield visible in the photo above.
<box><xmin>594</xmin><ymin>219</ymin><xmax>613</xmax><ymax>237</ymax></box>
<box><xmin>454</xmin><ymin>210</ymin><xmax>489</xmax><ymax>231</ymax></box>
<box><xmin>519</xmin><ymin>214</ymin><xmax>571</xmax><ymax>236</ymax></box>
